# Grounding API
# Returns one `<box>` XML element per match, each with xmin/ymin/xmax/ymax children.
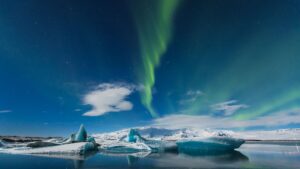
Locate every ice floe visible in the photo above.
<box><xmin>0</xmin><ymin>126</ymin><xmax>247</xmax><ymax>157</ymax></box>
<box><xmin>0</xmin><ymin>124</ymin><xmax>99</xmax><ymax>155</ymax></box>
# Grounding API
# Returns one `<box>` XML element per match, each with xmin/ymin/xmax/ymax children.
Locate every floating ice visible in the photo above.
<box><xmin>128</xmin><ymin>129</ymin><xmax>177</xmax><ymax>152</ymax></box>
<box><xmin>27</xmin><ymin>141</ymin><xmax>60</xmax><ymax>148</ymax></box>
<box><xmin>93</xmin><ymin>127</ymin><xmax>245</xmax><ymax>154</ymax></box>
<box><xmin>176</xmin><ymin>137</ymin><xmax>245</xmax><ymax>153</ymax></box>
<box><xmin>0</xmin><ymin>124</ymin><xmax>98</xmax><ymax>156</ymax></box>
<box><xmin>126</xmin><ymin>129</ymin><xmax>141</xmax><ymax>142</ymax></box>
<box><xmin>0</xmin><ymin>140</ymin><xmax>5</xmax><ymax>147</ymax></box>
<box><xmin>74</xmin><ymin>124</ymin><xmax>88</xmax><ymax>142</ymax></box>
<box><xmin>0</xmin><ymin>142</ymin><xmax>97</xmax><ymax>155</ymax></box>
<box><xmin>61</xmin><ymin>124</ymin><xmax>89</xmax><ymax>144</ymax></box>
<box><xmin>100</xmin><ymin>142</ymin><xmax>151</xmax><ymax>153</ymax></box>
<box><xmin>98</xmin><ymin>129</ymin><xmax>154</xmax><ymax>154</ymax></box>
<box><xmin>0</xmin><ymin>126</ymin><xmax>245</xmax><ymax>157</ymax></box>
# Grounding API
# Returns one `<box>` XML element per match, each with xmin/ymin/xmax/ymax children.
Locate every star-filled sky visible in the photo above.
<box><xmin>1</xmin><ymin>0</ymin><xmax>300</xmax><ymax>136</ymax></box>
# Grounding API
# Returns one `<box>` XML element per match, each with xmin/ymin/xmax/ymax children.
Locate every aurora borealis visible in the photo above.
<box><xmin>0</xmin><ymin>0</ymin><xmax>300</xmax><ymax>136</ymax></box>
<box><xmin>132</xmin><ymin>0</ymin><xmax>181</xmax><ymax>117</ymax></box>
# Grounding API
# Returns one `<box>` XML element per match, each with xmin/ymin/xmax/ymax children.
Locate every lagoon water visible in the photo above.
<box><xmin>0</xmin><ymin>144</ymin><xmax>299</xmax><ymax>169</ymax></box>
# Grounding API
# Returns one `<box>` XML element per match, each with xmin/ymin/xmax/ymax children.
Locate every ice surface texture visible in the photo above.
<box><xmin>0</xmin><ymin>140</ymin><xmax>5</xmax><ymax>147</ymax></box>
<box><xmin>95</xmin><ymin>127</ymin><xmax>244</xmax><ymax>154</ymax></box>
<box><xmin>0</xmin><ymin>126</ymin><xmax>246</xmax><ymax>156</ymax></box>
<box><xmin>74</xmin><ymin>124</ymin><xmax>88</xmax><ymax>142</ymax></box>
<box><xmin>0</xmin><ymin>142</ymin><xmax>97</xmax><ymax>155</ymax></box>
<box><xmin>0</xmin><ymin>125</ymin><xmax>98</xmax><ymax>156</ymax></box>
<box><xmin>177</xmin><ymin>137</ymin><xmax>245</xmax><ymax>153</ymax></box>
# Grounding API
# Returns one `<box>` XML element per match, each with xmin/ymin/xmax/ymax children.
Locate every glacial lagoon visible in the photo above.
<box><xmin>1</xmin><ymin>143</ymin><xmax>299</xmax><ymax>169</ymax></box>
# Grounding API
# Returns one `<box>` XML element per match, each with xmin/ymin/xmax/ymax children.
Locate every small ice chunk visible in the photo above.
<box><xmin>0</xmin><ymin>140</ymin><xmax>5</xmax><ymax>147</ymax></box>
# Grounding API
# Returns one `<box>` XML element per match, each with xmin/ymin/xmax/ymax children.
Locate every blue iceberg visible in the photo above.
<box><xmin>0</xmin><ymin>124</ymin><xmax>99</xmax><ymax>156</ymax></box>
<box><xmin>176</xmin><ymin>137</ymin><xmax>245</xmax><ymax>153</ymax></box>
<box><xmin>74</xmin><ymin>124</ymin><xmax>88</xmax><ymax>142</ymax></box>
<box><xmin>125</xmin><ymin>129</ymin><xmax>176</xmax><ymax>152</ymax></box>
<box><xmin>99</xmin><ymin>129</ymin><xmax>151</xmax><ymax>153</ymax></box>
<box><xmin>0</xmin><ymin>140</ymin><xmax>5</xmax><ymax>147</ymax></box>
<box><xmin>63</xmin><ymin>124</ymin><xmax>91</xmax><ymax>144</ymax></box>
<box><xmin>127</xmin><ymin>129</ymin><xmax>141</xmax><ymax>143</ymax></box>
<box><xmin>100</xmin><ymin>142</ymin><xmax>151</xmax><ymax>154</ymax></box>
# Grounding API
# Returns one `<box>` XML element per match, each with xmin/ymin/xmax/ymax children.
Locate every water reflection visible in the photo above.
<box><xmin>28</xmin><ymin>151</ymin><xmax>97</xmax><ymax>169</ymax></box>
<box><xmin>100</xmin><ymin>150</ymin><xmax>249</xmax><ymax>168</ymax></box>
<box><xmin>178</xmin><ymin>149</ymin><xmax>249</xmax><ymax>163</ymax></box>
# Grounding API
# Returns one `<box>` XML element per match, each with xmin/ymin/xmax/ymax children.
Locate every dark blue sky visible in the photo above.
<box><xmin>1</xmin><ymin>0</ymin><xmax>300</xmax><ymax>136</ymax></box>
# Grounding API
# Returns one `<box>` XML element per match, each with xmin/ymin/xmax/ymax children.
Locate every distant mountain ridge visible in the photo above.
<box><xmin>92</xmin><ymin>127</ymin><xmax>300</xmax><ymax>142</ymax></box>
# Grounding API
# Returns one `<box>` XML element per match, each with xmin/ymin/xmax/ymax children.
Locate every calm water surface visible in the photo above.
<box><xmin>0</xmin><ymin>144</ymin><xmax>299</xmax><ymax>169</ymax></box>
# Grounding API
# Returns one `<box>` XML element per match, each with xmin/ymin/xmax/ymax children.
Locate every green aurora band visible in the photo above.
<box><xmin>132</xmin><ymin>0</ymin><xmax>181</xmax><ymax>117</ymax></box>
<box><xmin>175</xmin><ymin>24</ymin><xmax>300</xmax><ymax>121</ymax></box>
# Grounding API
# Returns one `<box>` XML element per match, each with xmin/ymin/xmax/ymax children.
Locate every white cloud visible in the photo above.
<box><xmin>210</xmin><ymin>100</ymin><xmax>248</xmax><ymax>116</ymax></box>
<box><xmin>0</xmin><ymin>110</ymin><xmax>12</xmax><ymax>114</ymax></box>
<box><xmin>179</xmin><ymin>90</ymin><xmax>204</xmax><ymax>105</ymax></box>
<box><xmin>152</xmin><ymin>108</ymin><xmax>300</xmax><ymax>129</ymax></box>
<box><xmin>83</xmin><ymin>83</ymin><xmax>134</xmax><ymax>116</ymax></box>
<box><xmin>186</xmin><ymin>90</ymin><xmax>203</xmax><ymax>96</ymax></box>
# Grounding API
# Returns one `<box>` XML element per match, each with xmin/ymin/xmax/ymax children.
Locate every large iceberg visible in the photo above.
<box><xmin>0</xmin><ymin>124</ymin><xmax>99</xmax><ymax>156</ymax></box>
<box><xmin>0</xmin><ymin>126</ymin><xmax>245</xmax><ymax>157</ymax></box>
<box><xmin>100</xmin><ymin>142</ymin><xmax>151</xmax><ymax>153</ymax></box>
<box><xmin>62</xmin><ymin>124</ymin><xmax>92</xmax><ymax>144</ymax></box>
<box><xmin>93</xmin><ymin>127</ymin><xmax>245</xmax><ymax>154</ymax></box>
<box><xmin>97</xmin><ymin>128</ymin><xmax>175</xmax><ymax>153</ymax></box>
<box><xmin>124</xmin><ymin>129</ymin><xmax>177</xmax><ymax>152</ymax></box>
<box><xmin>176</xmin><ymin>137</ymin><xmax>245</xmax><ymax>153</ymax></box>
<box><xmin>1</xmin><ymin>142</ymin><xmax>97</xmax><ymax>155</ymax></box>
<box><xmin>98</xmin><ymin>129</ymin><xmax>152</xmax><ymax>153</ymax></box>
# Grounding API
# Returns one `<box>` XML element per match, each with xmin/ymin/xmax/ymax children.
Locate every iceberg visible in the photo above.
<box><xmin>27</xmin><ymin>141</ymin><xmax>60</xmax><ymax>148</ymax></box>
<box><xmin>127</xmin><ymin>129</ymin><xmax>140</xmax><ymax>142</ymax></box>
<box><xmin>100</xmin><ymin>142</ymin><xmax>151</xmax><ymax>153</ymax></box>
<box><xmin>176</xmin><ymin>137</ymin><xmax>245</xmax><ymax>153</ymax></box>
<box><xmin>62</xmin><ymin>124</ymin><xmax>88</xmax><ymax>144</ymax></box>
<box><xmin>123</xmin><ymin>129</ymin><xmax>176</xmax><ymax>152</ymax></box>
<box><xmin>0</xmin><ymin>126</ymin><xmax>246</xmax><ymax>157</ymax></box>
<box><xmin>0</xmin><ymin>140</ymin><xmax>5</xmax><ymax>147</ymax></box>
<box><xmin>0</xmin><ymin>142</ymin><xmax>97</xmax><ymax>155</ymax></box>
<box><xmin>93</xmin><ymin>127</ymin><xmax>244</xmax><ymax>154</ymax></box>
<box><xmin>0</xmin><ymin>124</ymin><xmax>99</xmax><ymax>155</ymax></box>
<box><xmin>74</xmin><ymin>124</ymin><xmax>88</xmax><ymax>142</ymax></box>
<box><xmin>98</xmin><ymin>129</ymin><xmax>157</xmax><ymax>154</ymax></box>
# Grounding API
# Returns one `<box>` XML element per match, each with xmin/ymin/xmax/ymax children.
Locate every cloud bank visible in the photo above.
<box><xmin>152</xmin><ymin>108</ymin><xmax>300</xmax><ymax>129</ymax></box>
<box><xmin>179</xmin><ymin>90</ymin><xmax>204</xmax><ymax>105</ymax></box>
<box><xmin>210</xmin><ymin>100</ymin><xmax>248</xmax><ymax>116</ymax></box>
<box><xmin>83</xmin><ymin>83</ymin><xmax>134</xmax><ymax>116</ymax></box>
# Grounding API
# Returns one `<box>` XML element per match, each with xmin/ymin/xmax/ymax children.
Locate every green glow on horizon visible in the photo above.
<box><xmin>234</xmin><ymin>87</ymin><xmax>300</xmax><ymax>120</ymax></box>
<box><xmin>133</xmin><ymin>0</ymin><xmax>181</xmax><ymax>117</ymax></box>
<box><xmin>179</xmin><ymin>29</ymin><xmax>300</xmax><ymax>121</ymax></box>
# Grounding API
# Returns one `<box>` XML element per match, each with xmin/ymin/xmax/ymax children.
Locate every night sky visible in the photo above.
<box><xmin>1</xmin><ymin>0</ymin><xmax>300</xmax><ymax>136</ymax></box>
